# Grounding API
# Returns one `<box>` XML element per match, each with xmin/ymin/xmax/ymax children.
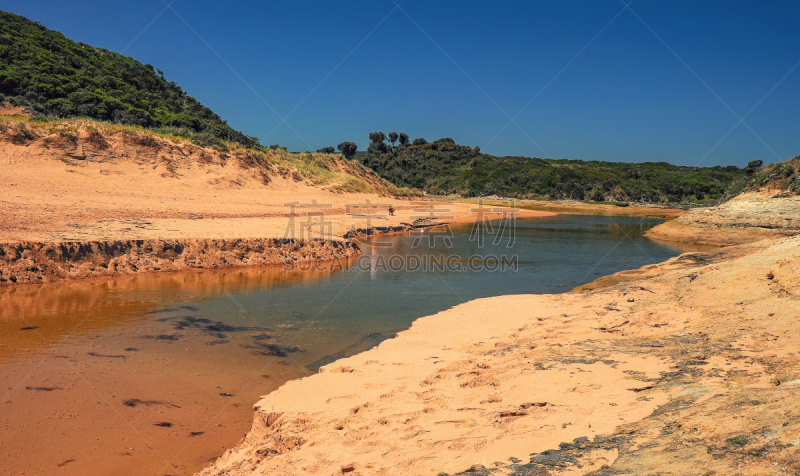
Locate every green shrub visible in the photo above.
<box><xmin>789</xmin><ymin>175</ymin><xmax>800</xmax><ymax>194</ymax></box>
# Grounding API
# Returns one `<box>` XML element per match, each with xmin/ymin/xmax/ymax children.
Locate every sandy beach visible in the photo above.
<box><xmin>198</xmin><ymin>231</ymin><xmax>800</xmax><ymax>475</ymax></box>
<box><xmin>195</xmin><ymin>190</ymin><xmax>800</xmax><ymax>475</ymax></box>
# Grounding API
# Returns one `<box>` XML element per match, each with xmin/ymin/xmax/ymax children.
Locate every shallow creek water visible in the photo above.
<box><xmin>0</xmin><ymin>215</ymin><xmax>706</xmax><ymax>475</ymax></box>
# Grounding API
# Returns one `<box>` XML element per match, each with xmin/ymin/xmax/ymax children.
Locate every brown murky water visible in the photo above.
<box><xmin>0</xmin><ymin>216</ymin><xmax>706</xmax><ymax>475</ymax></box>
<box><xmin>0</xmin><ymin>265</ymin><xmax>352</xmax><ymax>476</ymax></box>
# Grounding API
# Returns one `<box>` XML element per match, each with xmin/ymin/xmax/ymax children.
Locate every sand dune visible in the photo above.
<box><xmin>0</xmin><ymin>120</ymin><xmax>414</xmax><ymax>243</ymax></box>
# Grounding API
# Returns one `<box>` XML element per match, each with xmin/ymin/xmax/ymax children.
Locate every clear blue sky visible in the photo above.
<box><xmin>3</xmin><ymin>1</ymin><xmax>799</xmax><ymax>166</ymax></box>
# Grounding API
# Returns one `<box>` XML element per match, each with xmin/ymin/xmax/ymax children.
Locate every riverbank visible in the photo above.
<box><xmin>0</xmin><ymin>206</ymin><xmax>554</xmax><ymax>286</ymax></box>
<box><xmin>0</xmin><ymin>238</ymin><xmax>360</xmax><ymax>285</ymax></box>
<box><xmin>458</xmin><ymin>197</ymin><xmax>686</xmax><ymax>219</ymax></box>
<box><xmin>198</xmin><ymin>225</ymin><xmax>800</xmax><ymax>475</ymax></box>
<box><xmin>0</xmin><ymin>119</ymin><xmax>556</xmax><ymax>286</ymax></box>
<box><xmin>645</xmin><ymin>192</ymin><xmax>800</xmax><ymax>246</ymax></box>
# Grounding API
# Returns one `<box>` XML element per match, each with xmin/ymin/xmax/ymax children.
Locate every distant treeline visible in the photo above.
<box><xmin>0</xmin><ymin>10</ymin><xmax>259</xmax><ymax>148</ymax></box>
<box><xmin>352</xmin><ymin>132</ymin><xmax>748</xmax><ymax>203</ymax></box>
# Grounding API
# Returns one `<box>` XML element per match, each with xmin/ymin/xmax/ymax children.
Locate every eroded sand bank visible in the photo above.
<box><xmin>0</xmin><ymin>122</ymin><xmax>555</xmax><ymax>285</ymax></box>
<box><xmin>646</xmin><ymin>192</ymin><xmax>800</xmax><ymax>246</ymax></box>
<box><xmin>198</xmin><ymin>234</ymin><xmax>800</xmax><ymax>475</ymax></box>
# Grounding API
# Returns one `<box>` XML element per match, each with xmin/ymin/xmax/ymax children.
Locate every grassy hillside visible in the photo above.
<box><xmin>0</xmin><ymin>10</ymin><xmax>258</xmax><ymax>148</ymax></box>
<box><xmin>725</xmin><ymin>156</ymin><xmax>800</xmax><ymax>198</ymax></box>
<box><xmin>356</xmin><ymin>137</ymin><xmax>747</xmax><ymax>204</ymax></box>
<box><xmin>0</xmin><ymin>115</ymin><xmax>417</xmax><ymax>197</ymax></box>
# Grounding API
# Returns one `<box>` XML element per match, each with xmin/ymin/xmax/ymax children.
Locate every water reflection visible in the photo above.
<box><xmin>0</xmin><ymin>257</ymin><xmax>359</xmax><ymax>362</ymax></box>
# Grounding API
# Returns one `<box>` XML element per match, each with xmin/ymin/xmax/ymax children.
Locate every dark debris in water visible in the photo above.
<box><xmin>26</xmin><ymin>386</ymin><xmax>63</xmax><ymax>392</ymax></box>
<box><xmin>141</xmin><ymin>334</ymin><xmax>180</xmax><ymax>341</ymax></box>
<box><xmin>148</xmin><ymin>307</ymin><xmax>180</xmax><ymax>315</ymax></box>
<box><xmin>123</xmin><ymin>399</ymin><xmax>180</xmax><ymax>408</ymax></box>
<box><xmin>154</xmin><ymin>422</ymin><xmax>173</xmax><ymax>428</ymax></box>
<box><xmin>206</xmin><ymin>322</ymin><xmax>259</xmax><ymax>333</ymax></box>
<box><xmin>243</xmin><ymin>341</ymin><xmax>303</xmax><ymax>357</ymax></box>
<box><xmin>172</xmin><ymin>316</ymin><xmax>211</xmax><ymax>329</ymax></box>
<box><xmin>87</xmin><ymin>352</ymin><xmax>126</xmax><ymax>359</ymax></box>
<box><xmin>171</xmin><ymin>315</ymin><xmax>261</xmax><ymax>335</ymax></box>
<box><xmin>19</xmin><ymin>326</ymin><xmax>39</xmax><ymax>331</ymax></box>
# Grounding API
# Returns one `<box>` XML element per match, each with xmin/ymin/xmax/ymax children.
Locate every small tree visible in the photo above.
<box><xmin>398</xmin><ymin>132</ymin><xmax>409</xmax><ymax>146</ymax></box>
<box><xmin>317</xmin><ymin>146</ymin><xmax>335</xmax><ymax>154</ymax></box>
<box><xmin>745</xmin><ymin>159</ymin><xmax>763</xmax><ymax>176</ymax></box>
<box><xmin>368</xmin><ymin>131</ymin><xmax>388</xmax><ymax>154</ymax></box>
<box><xmin>337</xmin><ymin>141</ymin><xmax>357</xmax><ymax>159</ymax></box>
<box><xmin>412</xmin><ymin>137</ymin><xmax>428</xmax><ymax>146</ymax></box>
<box><xmin>388</xmin><ymin>131</ymin><xmax>398</xmax><ymax>145</ymax></box>
<box><xmin>369</xmin><ymin>131</ymin><xmax>387</xmax><ymax>144</ymax></box>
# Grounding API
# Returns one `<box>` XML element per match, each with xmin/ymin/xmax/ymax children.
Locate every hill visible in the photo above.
<box><xmin>645</xmin><ymin>156</ymin><xmax>800</xmax><ymax>245</ymax></box>
<box><xmin>0</xmin><ymin>115</ymin><xmax>418</xmax><ymax>245</ymax></box>
<box><xmin>0</xmin><ymin>10</ymin><xmax>258</xmax><ymax>148</ymax></box>
<box><xmin>725</xmin><ymin>156</ymin><xmax>800</xmax><ymax>198</ymax></box>
<box><xmin>355</xmin><ymin>136</ymin><xmax>748</xmax><ymax>204</ymax></box>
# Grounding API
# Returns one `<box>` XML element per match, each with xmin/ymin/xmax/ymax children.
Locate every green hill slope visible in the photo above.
<box><xmin>356</xmin><ymin>136</ymin><xmax>748</xmax><ymax>203</ymax></box>
<box><xmin>0</xmin><ymin>10</ymin><xmax>258</xmax><ymax>147</ymax></box>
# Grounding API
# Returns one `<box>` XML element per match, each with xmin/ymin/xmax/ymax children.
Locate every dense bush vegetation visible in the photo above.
<box><xmin>355</xmin><ymin>133</ymin><xmax>747</xmax><ymax>203</ymax></box>
<box><xmin>0</xmin><ymin>10</ymin><xmax>259</xmax><ymax>148</ymax></box>
<box><xmin>724</xmin><ymin>156</ymin><xmax>800</xmax><ymax>198</ymax></box>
